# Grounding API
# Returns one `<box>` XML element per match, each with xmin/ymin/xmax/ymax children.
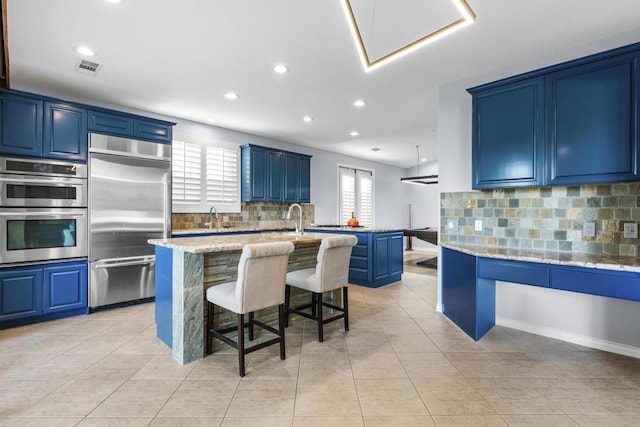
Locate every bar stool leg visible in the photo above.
<box><xmin>311</xmin><ymin>293</ymin><xmax>317</xmax><ymax>317</ymax></box>
<box><xmin>343</xmin><ymin>286</ymin><xmax>349</xmax><ymax>331</ymax></box>
<box><xmin>278</xmin><ymin>303</ymin><xmax>286</xmax><ymax>360</ymax></box>
<box><xmin>284</xmin><ymin>285</ymin><xmax>291</xmax><ymax>327</ymax></box>
<box><xmin>316</xmin><ymin>292</ymin><xmax>324</xmax><ymax>342</ymax></box>
<box><xmin>238</xmin><ymin>313</ymin><xmax>246</xmax><ymax>377</ymax></box>
<box><xmin>248</xmin><ymin>312</ymin><xmax>255</xmax><ymax>341</ymax></box>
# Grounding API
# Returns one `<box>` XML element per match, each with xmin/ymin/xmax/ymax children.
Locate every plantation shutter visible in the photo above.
<box><xmin>356</xmin><ymin>169</ymin><xmax>373</xmax><ymax>227</ymax></box>
<box><xmin>172</xmin><ymin>140</ymin><xmax>202</xmax><ymax>203</ymax></box>
<box><xmin>339</xmin><ymin>166</ymin><xmax>374</xmax><ymax>226</ymax></box>
<box><xmin>206</xmin><ymin>146</ymin><xmax>239</xmax><ymax>204</ymax></box>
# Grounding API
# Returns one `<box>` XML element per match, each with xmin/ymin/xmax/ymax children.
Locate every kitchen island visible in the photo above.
<box><xmin>149</xmin><ymin>232</ymin><xmax>341</xmax><ymax>364</ymax></box>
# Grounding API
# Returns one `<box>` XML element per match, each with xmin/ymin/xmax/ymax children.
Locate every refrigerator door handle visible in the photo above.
<box><xmin>93</xmin><ymin>255</ymin><xmax>156</xmax><ymax>269</ymax></box>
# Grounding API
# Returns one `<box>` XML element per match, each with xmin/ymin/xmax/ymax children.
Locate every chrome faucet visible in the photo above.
<box><xmin>204</xmin><ymin>206</ymin><xmax>219</xmax><ymax>229</ymax></box>
<box><xmin>286</xmin><ymin>203</ymin><xmax>304</xmax><ymax>235</ymax></box>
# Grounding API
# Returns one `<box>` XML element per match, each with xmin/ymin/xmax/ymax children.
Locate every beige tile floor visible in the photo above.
<box><xmin>1</xmin><ymin>251</ymin><xmax>639</xmax><ymax>426</ymax></box>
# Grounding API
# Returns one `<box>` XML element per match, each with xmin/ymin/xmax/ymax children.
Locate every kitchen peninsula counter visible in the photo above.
<box><xmin>149</xmin><ymin>232</ymin><xmax>341</xmax><ymax>364</ymax></box>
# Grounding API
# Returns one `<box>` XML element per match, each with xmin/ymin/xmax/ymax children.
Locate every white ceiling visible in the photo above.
<box><xmin>6</xmin><ymin>0</ymin><xmax>640</xmax><ymax>168</ymax></box>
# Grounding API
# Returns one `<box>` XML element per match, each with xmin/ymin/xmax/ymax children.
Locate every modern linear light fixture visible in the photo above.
<box><xmin>341</xmin><ymin>0</ymin><xmax>476</xmax><ymax>72</ymax></box>
<box><xmin>401</xmin><ymin>145</ymin><xmax>438</xmax><ymax>185</ymax></box>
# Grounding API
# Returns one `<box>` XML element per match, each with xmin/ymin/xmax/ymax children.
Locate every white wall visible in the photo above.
<box><xmin>437</xmin><ymin>30</ymin><xmax>640</xmax><ymax>355</ymax></box>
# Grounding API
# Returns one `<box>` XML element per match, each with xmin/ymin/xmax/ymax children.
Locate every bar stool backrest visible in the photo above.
<box><xmin>314</xmin><ymin>235</ymin><xmax>358</xmax><ymax>293</ymax></box>
<box><xmin>236</xmin><ymin>241</ymin><xmax>295</xmax><ymax>314</ymax></box>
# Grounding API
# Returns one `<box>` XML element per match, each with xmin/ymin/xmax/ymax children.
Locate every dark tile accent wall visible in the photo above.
<box><xmin>173</xmin><ymin>202</ymin><xmax>315</xmax><ymax>231</ymax></box>
<box><xmin>441</xmin><ymin>183</ymin><xmax>640</xmax><ymax>256</ymax></box>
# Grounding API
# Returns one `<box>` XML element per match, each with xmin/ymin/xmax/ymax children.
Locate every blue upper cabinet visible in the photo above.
<box><xmin>241</xmin><ymin>144</ymin><xmax>311</xmax><ymax>203</ymax></box>
<box><xmin>283</xmin><ymin>153</ymin><xmax>311</xmax><ymax>203</ymax></box>
<box><xmin>88</xmin><ymin>109</ymin><xmax>173</xmax><ymax>144</ymax></box>
<box><xmin>0</xmin><ymin>93</ymin><xmax>43</xmax><ymax>157</ymax></box>
<box><xmin>471</xmin><ymin>77</ymin><xmax>545</xmax><ymax>189</ymax></box>
<box><xmin>546</xmin><ymin>53</ymin><xmax>639</xmax><ymax>185</ymax></box>
<box><xmin>44</xmin><ymin>102</ymin><xmax>88</xmax><ymax>161</ymax></box>
<box><xmin>469</xmin><ymin>42</ymin><xmax>640</xmax><ymax>188</ymax></box>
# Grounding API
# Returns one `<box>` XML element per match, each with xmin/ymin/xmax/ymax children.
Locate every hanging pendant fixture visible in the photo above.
<box><xmin>401</xmin><ymin>145</ymin><xmax>438</xmax><ymax>185</ymax></box>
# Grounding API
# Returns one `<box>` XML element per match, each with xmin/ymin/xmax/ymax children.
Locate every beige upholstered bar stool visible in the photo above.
<box><xmin>205</xmin><ymin>241</ymin><xmax>295</xmax><ymax>377</ymax></box>
<box><xmin>285</xmin><ymin>235</ymin><xmax>357</xmax><ymax>342</ymax></box>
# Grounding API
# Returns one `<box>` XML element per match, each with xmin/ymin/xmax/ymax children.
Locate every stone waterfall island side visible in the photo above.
<box><xmin>148</xmin><ymin>232</ymin><xmax>344</xmax><ymax>364</ymax></box>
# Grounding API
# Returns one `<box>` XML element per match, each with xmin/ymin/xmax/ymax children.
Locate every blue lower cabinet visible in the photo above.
<box><xmin>0</xmin><ymin>260</ymin><xmax>88</xmax><ymax>328</ymax></box>
<box><xmin>43</xmin><ymin>261</ymin><xmax>88</xmax><ymax>314</ymax></box>
<box><xmin>0</xmin><ymin>267</ymin><xmax>43</xmax><ymax>322</ymax></box>
<box><xmin>311</xmin><ymin>230</ymin><xmax>403</xmax><ymax>287</ymax></box>
<box><xmin>442</xmin><ymin>248</ymin><xmax>495</xmax><ymax>341</ymax></box>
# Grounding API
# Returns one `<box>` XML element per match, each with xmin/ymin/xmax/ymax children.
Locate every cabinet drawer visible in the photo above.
<box><xmin>134</xmin><ymin>119</ymin><xmax>172</xmax><ymax>144</ymax></box>
<box><xmin>478</xmin><ymin>258</ymin><xmax>549</xmax><ymax>288</ymax></box>
<box><xmin>351</xmin><ymin>245</ymin><xmax>368</xmax><ymax>258</ymax></box>
<box><xmin>550</xmin><ymin>267</ymin><xmax>640</xmax><ymax>302</ymax></box>
<box><xmin>88</xmin><ymin>110</ymin><xmax>134</xmax><ymax>136</ymax></box>
<box><xmin>349</xmin><ymin>267</ymin><xmax>368</xmax><ymax>282</ymax></box>
<box><xmin>349</xmin><ymin>256</ymin><xmax>368</xmax><ymax>270</ymax></box>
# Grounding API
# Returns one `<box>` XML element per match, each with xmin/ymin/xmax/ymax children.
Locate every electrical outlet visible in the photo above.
<box><xmin>583</xmin><ymin>222</ymin><xmax>596</xmax><ymax>238</ymax></box>
<box><xmin>623</xmin><ymin>223</ymin><xmax>638</xmax><ymax>239</ymax></box>
<box><xmin>474</xmin><ymin>219</ymin><xmax>483</xmax><ymax>232</ymax></box>
<box><xmin>447</xmin><ymin>220</ymin><xmax>458</xmax><ymax>232</ymax></box>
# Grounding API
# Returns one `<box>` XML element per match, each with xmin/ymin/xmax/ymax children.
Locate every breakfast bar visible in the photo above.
<box><xmin>149</xmin><ymin>232</ymin><xmax>340</xmax><ymax>364</ymax></box>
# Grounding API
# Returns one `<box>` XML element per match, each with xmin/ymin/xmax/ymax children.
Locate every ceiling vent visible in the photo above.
<box><xmin>75</xmin><ymin>59</ymin><xmax>101</xmax><ymax>75</ymax></box>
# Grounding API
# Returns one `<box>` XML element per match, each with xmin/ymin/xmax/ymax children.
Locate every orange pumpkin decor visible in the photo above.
<box><xmin>347</xmin><ymin>212</ymin><xmax>359</xmax><ymax>227</ymax></box>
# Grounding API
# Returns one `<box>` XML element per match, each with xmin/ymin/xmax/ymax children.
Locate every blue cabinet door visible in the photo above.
<box><xmin>241</xmin><ymin>146</ymin><xmax>267</xmax><ymax>201</ymax></box>
<box><xmin>0</xmin><ymin>94</ymin><xmax>43</xmax><ymax>157</ymax></box>
<box><xmin>299</xmin><ymin>156</ymin><xmax>311</xmax><ymax>203</ymax></box>
<box><xmin>155</xmin><ymin>246</ymin><xmax>173</xmax><ymax>347</ymax></box>
<box><xmin>267</xmin><ymin>151</ymin><xmax>283</xmax><ymax>201</ymax></box>
<box><xmin>373</xmin><ymin>235</ymin><xmax>390</xmax><ymax>281</ymax></box>
<box><xmin>88</xmin><ymin>110</ymin><xmax>134</xmax><ymax>136</ymax></box>
<box><xmin>44</xmin><ymin>102</ymin><xmax>88</xmax><ymax>161</ymax></box>
<box><xmin>134</xmin><ymin>119</ymin><xmax>172</xmax><ymax>144</ymax></box>
<box><xmin>0</xmin><ymin>267</ymin><xmax>42</xmax><ymax>322</ymax></box>
<box><xmin>546</xmin><ymin>54</ymin><xmax>639</xmax><ymax>185</ymax></box>
<box><xmin>389</xmin><ymin>233</ymin><xmax>403</xmax><ymax>276</ymax></box>
<box><xmin>471</xmin><ymin>77</ymin><xmax>545</xmax><ymax>189</ymax></box>
<box><xmin>43</xmin><ymin>261</ymin><xmax>88</xmax><ymax>314</ymax></box>
<box><xmin>283</xmin><ymin>154</ymin><xmax>298</xmax><ymax>202</ymax></box>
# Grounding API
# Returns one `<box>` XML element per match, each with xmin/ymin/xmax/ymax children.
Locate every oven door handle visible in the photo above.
<box><xmin>0</xmin><ymin>177</ymin><xmax>85</xmax><ymax>186</ymax></box>
<box><xmin>93</xmin><ymin>256</ymin><xmax>156</xmax><ymax>269</ymax></box>
<box><xmin>0</xmin><ymin>211</ymin><xmax>87</xmax><ymax>217</ymax></box>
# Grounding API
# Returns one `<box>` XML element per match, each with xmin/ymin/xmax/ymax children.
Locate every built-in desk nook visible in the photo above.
<box><xmin>441</xmin><ymin>243</ymin><xmax>640</xmax><ymax>341</ymax></box>
<box><xmin>149</xmin><ymin>232</ymin><xmax>342</xmax><ymax>364</ymax></box>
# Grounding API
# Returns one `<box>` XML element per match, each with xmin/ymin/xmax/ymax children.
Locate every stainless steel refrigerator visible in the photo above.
<box><xmin>88</xmin><ymin>133</ymin><xmax>171</xmax><ymax>308</ymax></box>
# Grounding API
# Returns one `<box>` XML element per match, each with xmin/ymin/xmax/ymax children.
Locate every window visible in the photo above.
<box><xmin>338</xmin><ymin>165</ymin><xmax>374</xmax><ymax>226</ymax></box>
<box><xmin>172</xmin><ymin>135</ymin><xmax>240</xmax><ymax>213</ymax></box>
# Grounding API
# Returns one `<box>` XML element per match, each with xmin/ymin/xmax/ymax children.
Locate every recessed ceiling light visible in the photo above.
<box><xmin>421</xmin><ymin>157</ymin><xmax>427</xmax><ymax>162</ymax></box>
<box><xmin>273</xmin><ymin>64</ymin><xmax>288</xmax><ymax>74</ymax></box>
<box><xmin>104</xmin><ymin>0</ymin><xmax>122</xmax><ymax>3</ymax></box>
<box><xmin>350</xmin><ymin>131</ymin><xmax>359</xmax><ymax>137</ymax></box>
<box><xmin>224</xmin><ymin>92</ymin><xmax>238</xmax><ymax>100</ymax></box>
<box><xmin>353</xmin><ymin>99</ymin><xmax>366</xmax><ymax>107</ymax></box>
<box><xmin>75</xmin><ymin>46</ymin><xmax>95</xmax><ymax>57</ymax></box>
<box><xmin>207</xmin><ymin>117</ymin><xmax>216</xmax><ymax>123</ymax></box>
<box><xmin>303</xmin><ymin>116</ymin><xmax>313</xmax><ymax>122</ymax></box>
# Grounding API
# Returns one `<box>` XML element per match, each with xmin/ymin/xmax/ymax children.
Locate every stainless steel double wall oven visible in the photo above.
<box><xmin>0</xmin><ymin>157</ymin><xmax>88</xmax><ymax>265</ymax></box>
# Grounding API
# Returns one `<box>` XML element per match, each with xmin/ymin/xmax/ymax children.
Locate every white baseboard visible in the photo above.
<box><xmin>496</xmin><ymin>316</ymin><xmax>640</xmax><ymax>359</ymax></box>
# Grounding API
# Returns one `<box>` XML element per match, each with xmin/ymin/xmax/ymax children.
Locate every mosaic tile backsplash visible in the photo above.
<box><xmin>172</xmin><ymin>202</ymin><xmax>315</xmax><ymax>231</ymax></box>
<box><xmin>440</xmin><ymin>183</ymin><xmax>640</xmax><ymax>257</ymax></box>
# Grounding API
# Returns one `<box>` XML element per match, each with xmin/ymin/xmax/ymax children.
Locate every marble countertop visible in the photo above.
<box><xmin>149</xmin><ymin>231</ymin><xmax>343</xmax><ymax>254</ymax></box>
<box><xmin>307</xmin><ymin>226</ymin><xmax>403</xmax><ymax>233</ymax></box>
<box><xmin>172</xmin><ymin>226</ymin><xmax>403</xmax><ymax>235</ymax></box>
<box><xmin>441</xmin><ymin>242</ymin><xmax>640</xmax><ymax>273</ymax></box>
